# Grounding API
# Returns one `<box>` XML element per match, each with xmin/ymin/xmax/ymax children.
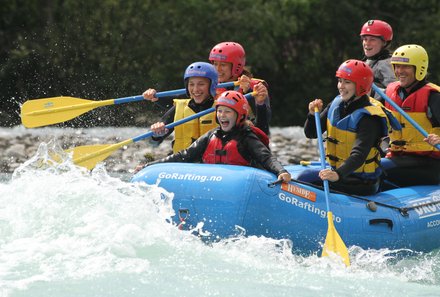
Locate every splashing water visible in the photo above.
<box><xmin>0</xmin><ymin>140</ymin><xmax>440</xmax><ymax>297</ymax></box>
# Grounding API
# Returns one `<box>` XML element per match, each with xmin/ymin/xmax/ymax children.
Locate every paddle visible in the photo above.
<box><xmin>372</xmin><ymin>84</ymin><xmax>440</xmax><ymax>150</ymax></box>
<box><xmin>66</xmin><ymin>92</ymin><xmax>256</xmax><ymax>170</ymax></box>
<box><xmin>314</xmin><ymin>107</ymin><xmax>350</xmax><ymax>266</ymax></box>
<box><xmin>21</xmin><ymin>81</ymin><xmax>238</xmax><ymax>128</ymax></box>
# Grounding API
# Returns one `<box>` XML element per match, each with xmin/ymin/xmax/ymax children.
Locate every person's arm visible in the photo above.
<box><xmin>255</xmin><ymin>102</ymin><xmax>271</xmax><ymax>135</ymax></box>
<box><xmin>150</xmin><ymin>106</ymin><xmax>176</xmax><ymax>143</ymax></box>
<box><xmin>304</xmin><ymin>101</ymin><xmax>329</xmax><ymax>138</ymax></box>
<box><xmin>149</xmin><ymin>131</ymin><xmax>212</xmax><ymax>165</ymax></box>
<box><xmin>334</xmin><ymin>116</ymin><xmax>382</xmax><ymax>179</ymax></box>
<box><xmin>244</xmin><ymin>132</ymin><xmax>287</xmax><ymax>176</ymax></box>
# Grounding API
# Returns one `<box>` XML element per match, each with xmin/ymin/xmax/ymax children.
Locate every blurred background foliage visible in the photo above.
<box><xmin>1</xmin><ymin>0</ymin><xmax>439</xmax><ymax>127</ymax></box>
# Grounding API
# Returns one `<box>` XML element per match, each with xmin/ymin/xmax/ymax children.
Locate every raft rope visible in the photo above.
<box><xmin>287</xmin><ymin>178</ymin><xmax>440</xmax><ymax>217</ymax></box>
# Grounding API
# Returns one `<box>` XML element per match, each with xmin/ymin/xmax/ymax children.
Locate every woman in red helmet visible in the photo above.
<box><xmin>209</xmin><ymin>41</ymin><xmax>272</xmax><ymax>135</ymax></box>
<box><xmin>298</xmin><ymin>60</ymin><xmax>400</xmax><ymax>195</ymax></box>
<box><xmin>136</xmin><ymin>91</ymin><xmax>291</xmax><ymax>183</ymax></box>
<box><xmin>360</xmin><ymin>20</ymin><xmax>396</xmax><ymax>100</ymax></box>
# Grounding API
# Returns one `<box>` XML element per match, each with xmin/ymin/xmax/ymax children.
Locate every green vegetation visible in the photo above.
<box><xmin>1</xmin><ymin>0</ymin><xmax>439</xmax><ymax>127</ymax></box>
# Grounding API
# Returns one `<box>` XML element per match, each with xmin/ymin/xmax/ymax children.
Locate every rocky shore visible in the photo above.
<box><xmin>0</xmin><ymin>126</ymin><xmax>319</xmax><ymax>174</ymax></box>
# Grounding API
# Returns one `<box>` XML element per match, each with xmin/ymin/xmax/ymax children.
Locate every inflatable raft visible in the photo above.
<box><xmin>131</xmin><ymin>163</ymin><xmax>440</xmax><ymax>254</ymax></box>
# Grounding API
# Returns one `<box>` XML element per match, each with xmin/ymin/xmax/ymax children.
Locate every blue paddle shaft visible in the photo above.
<box><xmin>131</xmin><ymin>92</ymin><xmax>254</xmax><ymax>143</ymax></box>
<box><xmin>372</xmin><ymin>84</ymin><xmax>440</xmax><ymax>150</ymax></box>
<box><xmin>314</xmin><ymin>109</ymin><xmax>331</xmax><ymax>212</ymax></box>
<box><xmin>113</xmin><ymin>81</ymin><xmax>236</xmax><ymax>105</ymax></box>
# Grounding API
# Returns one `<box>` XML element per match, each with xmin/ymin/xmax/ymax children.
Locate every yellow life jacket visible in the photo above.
<box><xmin>326</xmin><ymin>96</ymin><xmax>395</xmax><ymax>179</ymax></box>
<box><xmin>172</xmin><ymin>99</ymin><xmax>217</xmax><ymax>153</ymax></box>
<box><xmin>385</xmin><ymin>82</ymin><xmax>440</xmax><ymax>156</ymax></box>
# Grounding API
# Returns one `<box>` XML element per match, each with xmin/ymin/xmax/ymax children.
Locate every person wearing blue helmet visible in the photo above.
<box><xmin>143</xmin><ymin>62</ymin><xmax>219</xmax><ymax>153</ymax></box>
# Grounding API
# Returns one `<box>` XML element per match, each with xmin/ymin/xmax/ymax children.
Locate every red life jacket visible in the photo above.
<box><xmin>202</xmin><ymin>126</ymin><xmax>270</xmax><ymax>165</ymax></box>
<box><xmin>385</xmin><ymin>82</ymin><xmax>440</xmax><ymax>158</ymax></box>
<box><xmin>250</xmin><ymin>126</ymin><xmax>270</xmax><ymax>148</ymax></box>
<box><xmin>202</xmin><ymin>135</ymin><xmax>250</xmax><ymax>165</ymax></box>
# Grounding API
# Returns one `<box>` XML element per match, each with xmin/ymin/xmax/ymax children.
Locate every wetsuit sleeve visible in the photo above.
<box><xmin>243</xmin><ymin>132</ymin><xmax>287</xmax><ymax>175</ymax></box>
<box><xmin>334</xmin><ymin>116</ymin><xmax>382</xmax><ymax>178</ymax></box>
<box><xmin>303</xmin><ymin>103</ymin><xmax>330</xmax><ymax>138</ymax></box>
<box><xmin>149</xmin><ymin>130</ymin><xmax>212</xmax><ymax>164</ymax></box>
<box><xmin>255</xmin><ymin>100</ymin><xmax>271</xmax><ymax>135</ymax></box>
<box><xmin>150</xmin><ymin>106</ymin><xmax>176</xmax><ymax>143</ymax></box>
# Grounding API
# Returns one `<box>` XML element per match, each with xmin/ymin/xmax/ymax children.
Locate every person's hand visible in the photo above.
<box><xmin>238</xmin><ymin>75</ymin><xmax>251</xmax><ymax>93</ymax></box>
<box><xmin>277</xmin><ymin>172</ymin><xmax>292</xmax><ymax>183</ymax></box>
<box><xmin>319</xmin><ymin>168</ymin><xmax>339</xmax><ymax>182</ymax></box>
<box><xmin>424</xmin><ymin>134</ymin><xmax>440</xmax><ymax>146</ymax></box>
<box><xmin>308</xmin><ymin>99</ymin><xmax>323</xmax><ymax>114</ymax></box>
<box><xmin>151</xmin><ymin>122</ymin><xmax>168</xmax><ymax>136</ymax></box>
<box><xmin>253</xmin><ymin>83</ymin><xmax>268</xmax><ymax>105</ymax></box>
<box><xmin>143</xmin><ymin>88</ymin><xmax>159</xmax><ymax>102</ymax></box>
<box><xmin>134</xmin><ymin>163</ymin><xmax>147</xmax><ymax>174</ymax></box>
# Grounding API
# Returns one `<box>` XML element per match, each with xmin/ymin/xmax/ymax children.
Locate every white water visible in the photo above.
<box><xmin>1</xmin><ymin>128</ymin><xmax>440</xmax><ymax>296</ymax></box>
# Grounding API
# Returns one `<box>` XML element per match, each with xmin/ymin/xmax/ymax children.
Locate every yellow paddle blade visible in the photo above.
<box><xmin>66</xmin><ymin>139</ymin><xmax>133</xmax><ymax>170</ymax></box>
<box><xmin>321</xmin><ymin>212</ymin><xmax>350</xmax><ymax>266</ymax></box>
<box><xmin>21</xmin><ymin>97</ymin><xmax>114</xmax><ymax>128</ymax></box>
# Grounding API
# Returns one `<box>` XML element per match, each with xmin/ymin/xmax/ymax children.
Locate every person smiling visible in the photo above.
<box><xmin>209</xmin><ymin>41</ymin><xmax>271</xmax><ymax>135</ymax></box>
<box><xmin>360</xmin><ymin>20</ymin><xmax>396</xmax><ymax>101</ymax></box>
<box><xmin>142</xmin><ymin>62</ymin><xmax>218</xmax><ymax>154</ymax></box>
<box><xmin>382</xmin><ymin>44</ymin><xmax>440</xmax><ymax>187</ymax></box>
<box><xmin>298</xmin><ymin>60</ymin><xmax>400</xmax><ymax>195</ymax></box>
<box><xmin>136</xmin><ymin>91</ymin><xmax>291</xmax><ymax>183</ymax></box>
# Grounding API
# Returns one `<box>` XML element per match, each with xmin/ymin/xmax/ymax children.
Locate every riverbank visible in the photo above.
<box><xmin>0</xmin><ymin>126</ymin><xmax>319</xmax><ymax>174</ymax></box>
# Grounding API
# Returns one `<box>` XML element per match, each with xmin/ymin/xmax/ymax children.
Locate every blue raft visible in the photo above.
<box><xmin>131</xmin><ymin>163</ymin><xmax>440</xmax><ymax>254</ymax></box>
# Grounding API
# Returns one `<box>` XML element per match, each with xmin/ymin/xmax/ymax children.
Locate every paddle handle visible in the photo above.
<box><xmin>314</xmin><ymin>107</ymin><xmax>331</xmax><ymax>211</ymax></box>
<box><xmin>113</xmin><ymin>81</ymin><xmax>237</xmax><ymax>105</ymax></box>
<box><xmin>372</xmin><ymin>84</ymin><xmax>440</xmax><ymax>150</ymax></box>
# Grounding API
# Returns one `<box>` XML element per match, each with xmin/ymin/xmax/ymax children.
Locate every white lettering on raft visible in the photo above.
<box><xmin>278</xmin><ymin>192</ymin><xmax>342</xmax><ymax>223</ymax></box>
<box><xmin>158</xmin><ymin>172</ymin><xmax>223</xmax><ymax>183</ymax></box>
<box><xmin>427</xmin><ymin>219</ymin><xmax>440</xmax><ymax>228</ymax></box>
<box><xmin>412</xmin><ymin>194</ymin><xmax>440</xmax><ymax>219</ymax></box>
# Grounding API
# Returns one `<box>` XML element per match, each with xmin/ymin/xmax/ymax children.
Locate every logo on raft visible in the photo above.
<box><xmin>281</xmin><ymin>183</ymin><xmax>316</xmax><ymax>202</ymax></box>
<box><xmin>412</xmin><ymin>193</ymin><xmax>440</xmax><ymax>219</ymax></box>
<box><xmin>158</xmin><ymin>172</ymin><xmax>223</xmax><ymax>183</ymax></box>
<box><xmin>278</xmin><ymin>192</ymin><xmax>342</xmax><ymax>223</ymax></box>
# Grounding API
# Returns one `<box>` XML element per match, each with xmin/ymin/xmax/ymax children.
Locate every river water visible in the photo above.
<box><xmin>0</xmin><ymin>128</ymin><xmax>440</xmax><ymax>297</ymax></box>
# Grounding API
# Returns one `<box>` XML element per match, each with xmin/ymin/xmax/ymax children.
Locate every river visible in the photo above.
<box><xmin>0</xmin><ymin>127</ymin><xmax>439</xmax><ymax>296</ymax></box>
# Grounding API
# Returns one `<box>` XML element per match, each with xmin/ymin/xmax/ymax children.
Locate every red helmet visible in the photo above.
<box><xmin>360</xmin><ymin>20</ymin><xmax>393</xmax><ymax>42</ymax></box>
<box><xmin>215</xmin><ymin>91</ymin><xmax>249</xmax><ymax>126</ymax></box>
<box><xmin>209</xmin><ymin>42</ymin><xmax>246</xmax><ymax>77</ymax></box>
<box><xmin>336</xmin><ymin>60</ymin><xmax>373</xmax><ymax>97</ymax></box>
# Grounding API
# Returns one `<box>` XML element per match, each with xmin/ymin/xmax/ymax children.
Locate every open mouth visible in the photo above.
<box><xmin>219</xmin><ymin>119</ymin><xmax>230</xmax><ymax>128</ymax></box>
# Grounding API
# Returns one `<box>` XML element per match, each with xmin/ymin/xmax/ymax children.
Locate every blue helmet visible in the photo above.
<box><xmin>184</xmin><ymin>62</ymin><xmax>218</xmax><ymax>97</ymax></box>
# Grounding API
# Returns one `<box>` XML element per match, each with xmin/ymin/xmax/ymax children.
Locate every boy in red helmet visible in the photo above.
<box><xmin>136</xmin><ymin>91</ymin><xmax>291</xmax><ymax>183</ymax></box>
<box><xmin>360</xmin><ymin>20</ymin><xmax>396</xmax><ymax>100</ymax></box>
<box><xmin>209</xmin><ymin>41</ymin><xmax>272</xmax><ymax>135</ymax></box>
<box><xmin>298</xmin><ymin>60</ymin><xmax>400</xmax><ymax>195</ymax></box>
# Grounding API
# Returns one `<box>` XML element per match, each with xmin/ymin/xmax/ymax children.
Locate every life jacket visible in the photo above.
<box><xmin>202</xmin><ymin>133</ymin><xmax>250</xmax><ymax>165</ymax></box>
<box><xmin>173</xmin><ymin>99</ymin><xmax>217</xmax><ymax>153</ymax></box>
<box><xmin>250</xmin><ymin>125</ymin><xmax>270</xmax><ymax>148</ymax></box>
<box><xmin>202</xmin><ymin>126</ymin><xmax>269</xmax><ymax>165</ymax></box>
<box><xmin>326</xmin><ymin>96</ymin><xmax>397</xmax><ymax>180</ymax></box>
<box><xmin>385</xmin><ymin>82</ymin><xmax>440</xmax><ymax>158</ymax></box>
